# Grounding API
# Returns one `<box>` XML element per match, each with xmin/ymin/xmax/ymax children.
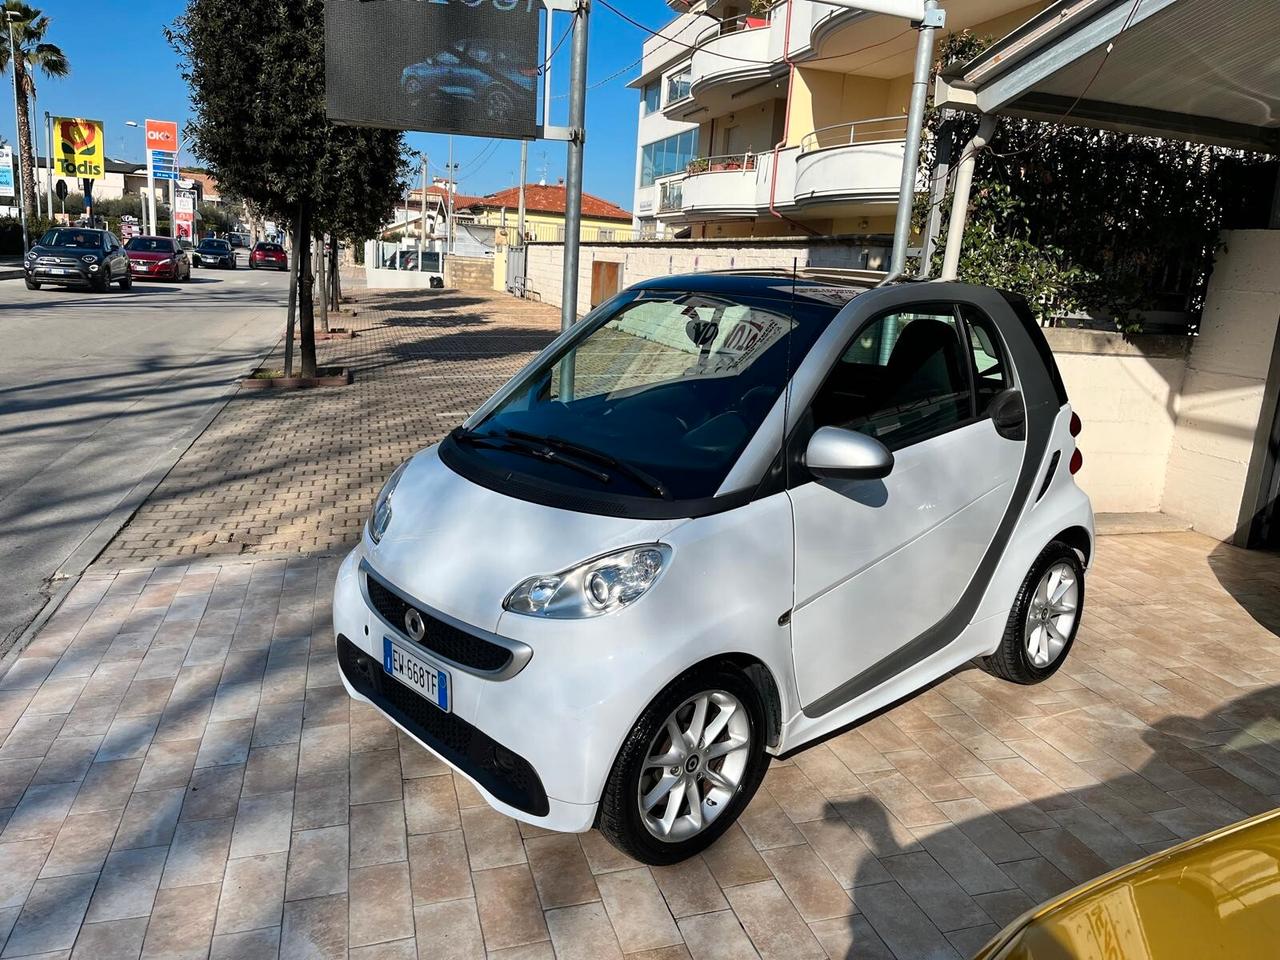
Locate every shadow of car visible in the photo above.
<box><xmin>400</xmin><ymin>38</ymin><xmax>537</xmax><ymax>123</ymax></box>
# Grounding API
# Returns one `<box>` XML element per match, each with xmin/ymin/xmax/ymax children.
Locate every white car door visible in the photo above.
<box><xmin>788</xmin><ymin>301</ymin><xmax>1026</xmax><ymax>716</ymax></box>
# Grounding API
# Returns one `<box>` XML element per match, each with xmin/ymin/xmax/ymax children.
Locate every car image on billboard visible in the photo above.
<box><xmin>325</xmin><ymin>1</ymin><xmax>540</xmax><ymax>140</ymax></box>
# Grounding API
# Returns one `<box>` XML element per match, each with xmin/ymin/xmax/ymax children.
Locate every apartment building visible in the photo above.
<box><xmin>630</xmin><ymin>0</ymin><xmax>1049</xmax><ymax>241</ymax></box>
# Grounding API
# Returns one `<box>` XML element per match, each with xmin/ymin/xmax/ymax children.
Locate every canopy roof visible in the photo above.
<box><xmin>936</xmin><ymin>0</ymin><xmax>1280</xmax><ymax>153</ymax></box>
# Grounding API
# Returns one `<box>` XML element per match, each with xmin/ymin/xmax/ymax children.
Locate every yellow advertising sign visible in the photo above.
<box><xmin>53</xmin><ymin>117</ymin><xmax>106</xmax><ymax>180</ymax></box>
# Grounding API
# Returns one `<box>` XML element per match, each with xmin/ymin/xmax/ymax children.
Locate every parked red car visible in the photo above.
<box><xmin>250</xmin><ymin>241</ymin><xmax>288</xmax><ymax>271</ymax></box>
<box><xmin>124</xmin><ymin>236</ymin><xmax>192</xmax><ymax>282</ymax></box>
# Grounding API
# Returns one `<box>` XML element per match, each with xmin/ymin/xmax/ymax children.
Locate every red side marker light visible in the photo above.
<box><xmin>1069</xmin><ymin>448</ymin><xmax>1083</xmax><ymax>475</ymax></box>
<box><xmin>1070</xmin><ymin>412</ymin><xmax>1082</xmax><ymax>437</ymax></box>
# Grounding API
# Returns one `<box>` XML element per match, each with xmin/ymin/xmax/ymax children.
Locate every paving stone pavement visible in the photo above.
<box><xmin>2</xmin><ymin>530</ymin><xmax>1279</xmax><ymax>958</ymax></box>
<box><xmin>99</xmin><ymin>285</ymin><xmax>563</xmax><ymax>563</ymax></box>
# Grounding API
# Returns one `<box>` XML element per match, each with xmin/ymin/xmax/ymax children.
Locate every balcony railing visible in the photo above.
<box><xmin>666</xmin><ymin>71</ymin><xmax>692</xmax><ymax>104</ymax></box>
<box><xmin>686</xmin><ymin>153</ymin><xmax>758</xmax><ymax>175</ymax></box>
<box><xmin>657</xmin><ymin>178</ymin><xmax>684</xmax><ymax>214</ymax></box>
<box><xmin>693</xmin><ymin>10</ymin><xmax>775</xmax><ymax>48</ymax></box>
<box><xmin>800</xmin><ymin>116</ymin><xmax>910</xmax><ymax>153</ymax></box>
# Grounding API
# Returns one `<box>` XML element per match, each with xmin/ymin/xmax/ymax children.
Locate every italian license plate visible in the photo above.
<box><xmin>383</xmin><ymin>637</ymin><xmax>450</xmax><ymax>712</ymax></box>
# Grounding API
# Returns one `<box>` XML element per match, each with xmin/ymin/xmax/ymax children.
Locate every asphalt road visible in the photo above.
<box><xmin>0</xmin><ymin>254</ymin><xmax>292</xmax><ymax>653</ymax></box>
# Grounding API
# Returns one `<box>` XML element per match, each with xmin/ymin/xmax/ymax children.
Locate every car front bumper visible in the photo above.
<box><xmin>129</xmin><ymin>261</ymin><xmax>179</xmax><ymax>279</ymax></box>
<box><xmin>333</xmin><ymin>546</ymin><xmax>600</xmax><ymax>832</ymax></box>
<box><xmin>26</xmin><ymin>263</ymin><xmax>96</xmax><ymax>285</ymax></box>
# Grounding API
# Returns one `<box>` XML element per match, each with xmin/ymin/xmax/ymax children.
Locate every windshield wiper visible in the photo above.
<box><xmin>453</xmin><ymin>430</ymin><xmax>612</xmax><ymax>485</ymax></box>
<box><xmin>497</xmin><ymin>428</ymin><xmax>672</xmax><ymax>500</ymax></box>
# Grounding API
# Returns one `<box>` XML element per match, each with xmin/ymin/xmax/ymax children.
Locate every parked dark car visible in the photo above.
<box><xmin>125</xmin><ymin>236</ymin><xmax>192</xmax><ymax>282</ymax></box>
<box><xmin>249</xmin><ymin>241</ymin><xmax>288</xmax><ymax>271</ymax></box>
<box><xmin>400</xmin><ymin>38</ymin><xmax>537</xmax><ymax>123</ymax></box>
<box><xmin>24</xmin><ymin>228</ymin><xmax>132</xmax><ymax>292</ymax></box>
<box><xmin>194</xmin><ymin>238</ymin><xmax>236</xmax><ymax>269</ymax></box>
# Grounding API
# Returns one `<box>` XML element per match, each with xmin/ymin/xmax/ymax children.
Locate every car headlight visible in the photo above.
<box><xmin>82</xmin><ymin>254</ymin><xmax>99</xmax><ymax>263</ymax></box>
<box><xmin>367</xmin><ymin>460</ymin><xmax>410</xmax><ymax>544</ymax></box>
<box><xmin>25</xmin><ymin>251</ymin><xmax>36</xmax><ymax>261</ymax></box>
<box><xmin>505</xmin><ymin>544</ymin><xmax>671</xmax><ymax>619</ymax></box>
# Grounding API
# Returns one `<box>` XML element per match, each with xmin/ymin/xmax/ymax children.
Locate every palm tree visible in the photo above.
<box><xmin>0</xmin><ymin>2</ymin><xmax>69</xmax><ymax>218</ymax></box>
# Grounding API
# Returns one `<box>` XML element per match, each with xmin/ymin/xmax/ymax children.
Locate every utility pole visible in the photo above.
<box><xmin>821</xmin><ymin>0</ymin><xmax>942</xmax><ymax>280</ymax></box>
<box><xmin>560</xmin><ymin>0</ymin><xmax>590</xmax><ymax>331</ymax></box>
<box><xmin>419</xmin><ymin>153</ymin><xmax>428</xmax><ymax>255</ymax></box>
<box><xmin>518</xmin><ymin>140</ymin><xmax>527</xmax><ymax>246</ymax></box>
<box><xmin>5</xmin><ymin>12</ymin><xmax>30</xmax><ymax>253</ymax></box>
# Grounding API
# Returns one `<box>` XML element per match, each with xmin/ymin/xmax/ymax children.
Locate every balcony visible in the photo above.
<box><xmin>665</xmin><ymin>14</ymin><xmax>783</xmax><ymax>121</ymax></box>
<box><xmin>794</xmin><ymin>117</ymin><xmax>907</xmax><ymax>208</ymax></box>
<box><xmin>679</xmin><ymin>154</ymin><xmax>763</xmax><ymax>217</ymax></box>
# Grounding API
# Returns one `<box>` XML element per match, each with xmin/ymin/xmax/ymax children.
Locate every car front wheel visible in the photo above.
<box><xmin>597</xmin><ymin>664</ymin><xmax>768</xmax><ymax>865</ymax></box>
<box><xmin>25</xmin><ymin>278</ymin><xmax>40</xmax><ymax>290</ymax></box>
<box><xmin>983</xmin><ymin>539</ymin><xmax>1084</xmax><ymax>684</ymax></box>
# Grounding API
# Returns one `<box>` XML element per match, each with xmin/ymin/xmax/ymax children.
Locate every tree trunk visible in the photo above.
<box><xmin>317</xmin><ymin>233</ymin><xmax>330</xmax><ymax>334</ymax></box>
<box><xmin>330</xmin><ymin>243</ymin><xmax>342</xmax><ymax>307</ymax></box>
<box><xmin>283</xmin><ymin>203</ymin><xmax>303</xmax><ymax>378</ymax></box>
<box><xmin>14</xmin><ymin>61</ymin><xmax>37</xmax><ymax>220</ymax></box>
<box><xmin>297</xmin><ymin>204</ymin><xmax>317</xmax><ymax>379</ymax></box>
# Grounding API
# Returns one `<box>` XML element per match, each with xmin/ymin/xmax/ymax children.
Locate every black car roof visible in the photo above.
<box><xmin>631</xmin><ymin>271</ymin><xmax>878</xmax><ymax>302</ymax></box>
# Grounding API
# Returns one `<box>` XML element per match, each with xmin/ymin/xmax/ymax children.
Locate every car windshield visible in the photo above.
<box><xmin>39</xmin><ymin>229</ymin><xmax>104</xmax><ymax>249</ymax></box>
<box><xmin>458</xmin><ymin>289</ymin><xmax>840</xmax><ymax>500</ymax></box>
<box><xmin>125</xmin><ymin>238</ymin><xmax>176</xmax><ymax>253</ymax></box>
<box><xmin>199</xmin><ymin>240</ymin><xmax>230</xmax><ymax>251</ymax></box>
<box><xmin>256</xmin><ymin>244</ymin><xmax>282</xmax><ymax>252</ymax></box>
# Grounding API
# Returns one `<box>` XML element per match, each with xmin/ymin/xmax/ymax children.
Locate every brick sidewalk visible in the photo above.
<box><xmin>1</xmin><ymin>532</ymin><xmax>1279</xmax><ymax>958</ymax></box>
<box><xmin>100</xmin><ymin>284</ymin><xmax>562</xmax><ymax>563</ymax></box>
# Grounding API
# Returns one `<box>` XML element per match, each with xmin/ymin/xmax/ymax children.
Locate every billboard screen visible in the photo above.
<box><xmin>53</xmin><ymin>117</ymin><xmax>106</xmax><ymax>180</ymax></box>
<box><xmin>325</xmin><ymin>0</ymin><xmax>540</xmax><ymax>140</ymax></box>
<box><xmin>0</xmin><ymin>146</ymin><xmax>13</xmax><ymax>198</ymax></box>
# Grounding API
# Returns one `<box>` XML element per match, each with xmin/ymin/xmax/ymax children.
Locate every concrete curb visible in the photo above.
<box><xmin>0</xmin><ymin>267</ymin><xmax>24</xmax><ymax>281</ymax></box>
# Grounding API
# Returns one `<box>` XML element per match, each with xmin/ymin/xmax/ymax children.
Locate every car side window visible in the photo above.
<box><xmin>810</xmin><ymin>307</ymin><xmax>974</xmax><ymax>450</ymax></box>
<box><xmin>961</xmin><ymin>305</ymin><xmax>1010</xmax><ymax>415</ymax></box>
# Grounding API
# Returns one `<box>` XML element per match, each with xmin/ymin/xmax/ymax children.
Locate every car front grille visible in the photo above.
<box><xmin>364</xmin><ymin>573</ymin><xmax>513</xmax><ymax>674</ymax></box>
<box><xmin>336</xmin><ymin>634</ymin><xmax>548</xmax><ymax>816</ymax></box>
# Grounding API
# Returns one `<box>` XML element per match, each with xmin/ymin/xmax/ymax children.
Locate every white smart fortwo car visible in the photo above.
<box><xmin>333</xmin><ymin>272</ymin><xmax>1093</xmax><ymax>864</ymax></box>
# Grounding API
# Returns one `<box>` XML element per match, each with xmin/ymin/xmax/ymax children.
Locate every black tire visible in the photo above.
<box><xmin>24</xmin><ymin>278</ymin><xmax>40</xmax><ymax>290</ymax></box>
<box><xmin>91</xmin><ymin>273</ymin><xmax>109</xmax><ymax>293</ymax></box>
<box><xmin>982</xmin><ymin>540</ymin><xmax>1085</xmax><ymax>684</ymax></box>
<box><xmin>597</xmin><ymin>663</ymin><xmax>769</xmax><ymax>865</ymax></box>
<box><xmin>119</xmin><ymin>272</ymin><xmax>133</xmax><ymax>290</ymax></box>
<box><xmin>249</xmin><ymin>262</ymin><xmax>257</xmax><ymax>270</ymax></box>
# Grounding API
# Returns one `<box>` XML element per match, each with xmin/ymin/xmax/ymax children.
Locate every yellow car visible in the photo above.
<box><xmin>974</xmin><ymin>808</ymin><xmax>1280</xmax><ymax>959</ymax></box>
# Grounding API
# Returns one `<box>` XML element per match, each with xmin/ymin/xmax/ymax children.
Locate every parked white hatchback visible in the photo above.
<box><xmin>333</xmin><ymin>272</ymin><xmax>1093</xmax><ymax>863</ymax></box>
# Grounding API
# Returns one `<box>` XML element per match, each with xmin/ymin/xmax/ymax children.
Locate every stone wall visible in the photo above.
<box><xmin>444</xmin><ymin>255</ymin><xmax>495</xmax><ymax>291</ymax></box>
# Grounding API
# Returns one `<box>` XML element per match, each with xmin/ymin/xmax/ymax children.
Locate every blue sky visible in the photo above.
<box><xmin>4</xmin><ymin>0</ymin><xmax>677</xmax><ymax>210</ymax></box>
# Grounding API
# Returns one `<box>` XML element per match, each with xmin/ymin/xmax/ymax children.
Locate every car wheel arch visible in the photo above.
<box><xmin>1055</xmin><ymin>524</ymin><xmax>1093</xmax><ymax>566</ymax></box>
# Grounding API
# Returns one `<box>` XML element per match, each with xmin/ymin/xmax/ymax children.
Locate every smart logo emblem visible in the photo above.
<box><xmin>53</xmin><ymin>117</ymin><xmax>105</xmax><ymax>179</ymax></box>
<box><xmin>404</xmin><ymin>609</ymin><xmax>426</xmax><ymax>643</ymax></box>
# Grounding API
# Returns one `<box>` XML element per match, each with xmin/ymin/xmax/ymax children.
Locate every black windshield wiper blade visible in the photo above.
<box><xmin>499</xmin><ymin>428</ymin><xmax>672</xmax><ymax>500</ymax></box>
<box><xmin>453</xmin><ymin>430</ymin><xmax>612</xmax><ymax>485</ymax></box>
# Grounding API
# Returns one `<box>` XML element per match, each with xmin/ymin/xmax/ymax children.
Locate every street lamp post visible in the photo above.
<box><xmin>5</xmin><ymin>11</ymin><xmax>30</xmax><ymax>254</ymax></box>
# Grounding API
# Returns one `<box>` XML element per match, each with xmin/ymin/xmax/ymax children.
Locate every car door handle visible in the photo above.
<box><xmin>989</xmin><ymin>388</ymin><xmax>1026</xmax><ymax>441</ymax></box>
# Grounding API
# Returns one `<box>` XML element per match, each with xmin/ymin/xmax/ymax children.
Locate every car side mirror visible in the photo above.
<box><xmin>805</xmin><ymin>426</ymin><xmax>894</xmax><ymax>481</ymax></box>
<box><xmin>990</xmin><ymin>388</ymin><xmax>1026</xmax><ymax>441</ymax></box>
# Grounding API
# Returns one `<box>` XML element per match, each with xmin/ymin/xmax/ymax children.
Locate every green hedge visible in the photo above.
<box><xmin>0</xmin><ymin>216</ymin><xmax>57</xmax><ymax>256</ymax></box>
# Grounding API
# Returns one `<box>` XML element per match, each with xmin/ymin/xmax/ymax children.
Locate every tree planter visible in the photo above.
<box><xmin>240</xmin><ymin>366</ymin><xmax>353</xmax><ymax>390</ymax></box>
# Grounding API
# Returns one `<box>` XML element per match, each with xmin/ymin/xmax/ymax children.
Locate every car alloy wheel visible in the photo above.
<box><xmin>637</xmin><ymin>690</ymin><xmax>752</xmax><ymax>842</ymax></box>
<box><xmin>486</xmin><ymin>87</ymin><xmax>514</xmax><ymax>121</ymax></box>
<box><xmin>1024</xmin><ymin>561</ymin><xmax>1078</xmax><ymax>668</ymax></box>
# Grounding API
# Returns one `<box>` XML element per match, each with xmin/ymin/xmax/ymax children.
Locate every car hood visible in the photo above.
<box><xmin>364</xmin><ymin>445</ymin><xmax>685</xmax><ymax>632</ymax></box>
<box><xmin>32</xmin><ymin>245</ymin><xmax>102</xmax><ymax>258</ymax></box>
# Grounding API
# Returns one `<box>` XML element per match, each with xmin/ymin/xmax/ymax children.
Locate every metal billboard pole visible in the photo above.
<box><xmin>559</xmin><ymin>0</ymin><xmax>589</xmax><ymax>332</ymax></box>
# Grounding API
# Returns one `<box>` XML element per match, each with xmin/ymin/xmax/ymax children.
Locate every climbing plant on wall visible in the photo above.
<box><xmin>920</xmin><ymin>32</ymin><xmax>1275</xmax><ymax>332</ymax></box>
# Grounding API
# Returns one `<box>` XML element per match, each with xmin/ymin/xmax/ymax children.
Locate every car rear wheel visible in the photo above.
<box><xmin>983</xmin><ymin>540</ymin><xmax>1084</xmax><ymax>684</ymax></box>
<box><xmin>597</xmin><ymin>664</ymin><xmax>768</xmax><ymax>865</ymax></box>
